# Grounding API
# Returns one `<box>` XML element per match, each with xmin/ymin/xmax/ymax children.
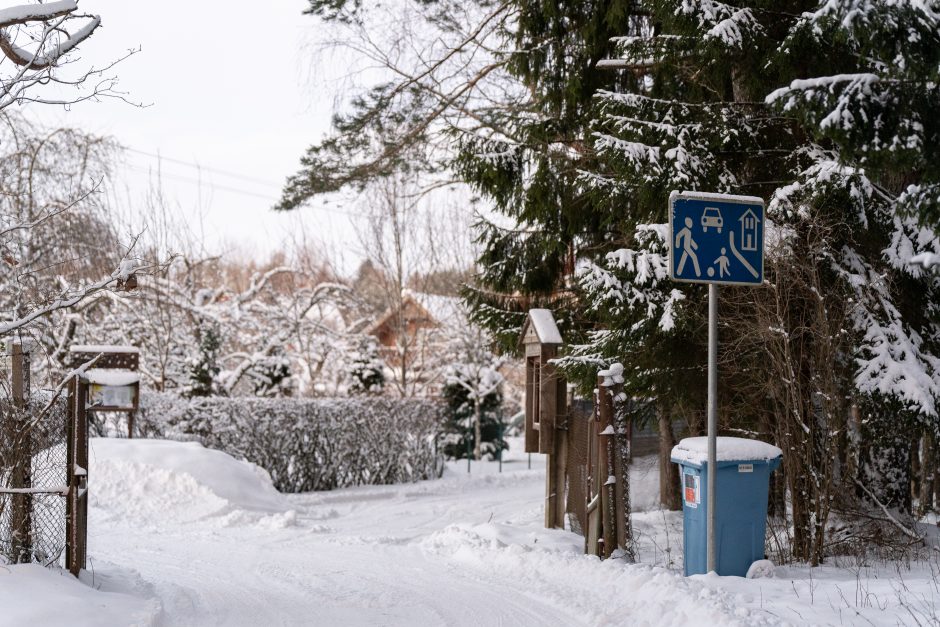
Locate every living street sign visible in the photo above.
<box><xmin>668</xmin><ymin>191</ymin><xmax>765</xmax><ymax>286</ymax></box>
<box><xmin>668</xmin><ymin>189</ymin><xmax>765</xmax><ymax>576</ymax></box>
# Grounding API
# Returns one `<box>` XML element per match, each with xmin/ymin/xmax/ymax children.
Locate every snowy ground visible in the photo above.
<box><xmin>2</xmin><ymin>437</ymin><xmax>940</xmax><ymax>626</ymax></box>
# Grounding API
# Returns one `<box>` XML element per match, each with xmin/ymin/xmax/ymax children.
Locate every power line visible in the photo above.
<box><xmin>121</xmin><ymin>146</ymin><xmax>284</xmax><ymax>189</ymax></box>
<box><xmin>122</xmin><ymin>163</ymin><xmax>365</xmax><ymax>219</ymax></box>
<box><xmin>123</xmin><ymin>163</ymin><xmax>278</xmax><ymax>201</ymax></box>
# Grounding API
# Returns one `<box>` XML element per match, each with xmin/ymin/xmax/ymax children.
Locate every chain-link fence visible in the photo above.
<box><xmin>0</xmin><ymin>394</ymin><xmax>68</xmax><ymax>566</ymax></box>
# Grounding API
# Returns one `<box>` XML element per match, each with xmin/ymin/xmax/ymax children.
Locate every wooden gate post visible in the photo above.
<box><xmin>66</xmin><ymin>376</ymin><xmax>88</xmax><ymax>577</ymax></box>
<box><xmin>586</xmin><ymin>388</ymin><xmax>602</xmax><ymax>555</ymax></box>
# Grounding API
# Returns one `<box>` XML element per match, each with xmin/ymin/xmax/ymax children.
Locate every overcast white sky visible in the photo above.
<box><xmin>26</xmin><ymin>0</ymin><xmax>366</xmax><ymax>269</ymax></box>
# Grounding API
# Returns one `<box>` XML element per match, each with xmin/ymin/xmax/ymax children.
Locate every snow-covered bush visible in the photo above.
<box><xmin>137</xmin><ymin>393</ymin><xmax>447</xmax><ymax>492</ymax></box>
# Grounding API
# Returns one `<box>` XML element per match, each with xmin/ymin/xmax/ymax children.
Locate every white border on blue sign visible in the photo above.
<box><xmin>667</xmin><ymin>190</ymin><xmax>766</xmax><ymax>286</ymax></box>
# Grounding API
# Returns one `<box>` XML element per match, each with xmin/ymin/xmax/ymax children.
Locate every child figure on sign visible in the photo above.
<box><xmin>714</xmin><ymin>248</ymin><xmax>730</xmax><ymax>279</ymax></box>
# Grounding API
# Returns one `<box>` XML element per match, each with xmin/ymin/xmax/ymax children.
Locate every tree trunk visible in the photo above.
<box><xmin>658</xmin><ymin>408</ymin><xmax>681</xmax><ymax>511</ymax></box>
<box><xmin>919</xmin><ymin>432</ymin><xmax>935</xmax><ymax>515</ymax></box>
<box><xmin>473</xmin><ymin>400</ymin><xmax>482</xmax><ymax>460</ymax></box>
<box><xmin>914</xmin><ymin>434</ymin><xmax>924</xmax><ymax>496</ymax></box>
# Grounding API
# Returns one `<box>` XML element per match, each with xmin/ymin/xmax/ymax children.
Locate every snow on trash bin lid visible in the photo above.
<box><xmin>671</xmin><ymin>436</ymin><xmax>782</xmax><ymax>465</ymax></box>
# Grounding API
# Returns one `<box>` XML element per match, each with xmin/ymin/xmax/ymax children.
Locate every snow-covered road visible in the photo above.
<box><xmin>87</xmin><ymin>440</ymin><xmax>596</xmax><ymax>626</ymax></box>
<box><xmin>4</xmin><ymin>437</ymin><xmax>940</xmax><ymax>626</ymax></box>
<box><xmin>82</xmin><ymin>438</ymin><xmax>767</xmax><ymax>626</ymax></box>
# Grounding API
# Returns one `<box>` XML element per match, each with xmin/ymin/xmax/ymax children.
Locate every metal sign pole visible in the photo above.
<box><xmin>668</xmin><ymin>190</ymin><xmax>765</xmax><ymax>577</ymax></box>
<box><xmin>706</xmin><ymin>283</ymin><xmax>718</xmax><ymax>573</ymax></box>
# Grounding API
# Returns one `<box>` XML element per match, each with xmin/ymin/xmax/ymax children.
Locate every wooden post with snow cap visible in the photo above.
<box><xmin>588</xmin><ymin>363</ymin><xmax>634</xmax><ymax>560</ymax></box>
<box><xmin>519</xmin><ymin>309</ymin><xmax>566</xmax><ymax>529</ymax></box>
<box><xmin>596</xmin><ymin>371</ymin><xmax>616</xmax><ymax>557</ymax></box>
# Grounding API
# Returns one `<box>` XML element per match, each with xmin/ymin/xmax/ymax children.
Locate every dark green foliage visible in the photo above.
<box><xmin>456</xmin><ymin>1</ymin><xmax>648</xmax><ymax>355</ymax></box>
<box><xmin>856</xmin><ymin>397</ymin><xmax>921</xmax><ymax>512</ymax></box>
<box><xmin>347</xmin><ymin>337</ymin><xmax>386</xmax><ymax>395</ymax></box>
<box><xmin>249</xmin><ymin>348</ymin><xmax>293</xmax><ymax>397</ymax></box>
<box><xmin>441</xmin><ymin>377</ymin><xmax>506</xmax><ymax>460</ymax></box>
<box><xmin>186</xmin><ymin>322</ymin><xmax>222</xmax><ymax>398</ymax></box>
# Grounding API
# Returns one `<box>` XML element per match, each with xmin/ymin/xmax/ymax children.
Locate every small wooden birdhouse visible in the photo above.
<box><xmin>519</xmin><ymin>309</ymin><xmax>566</xmax><ymax>455</ymax></box>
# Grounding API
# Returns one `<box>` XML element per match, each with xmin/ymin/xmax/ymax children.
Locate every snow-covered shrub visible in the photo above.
<box><xmin>137</xmin><ymin>393</ymin><xmax>446</xmax><ymax>492</ymax></box>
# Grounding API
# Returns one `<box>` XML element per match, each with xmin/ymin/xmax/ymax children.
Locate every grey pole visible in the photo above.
<box><xmin>707</xmin><ymin>283</ymin><xmax>718</xmax><ymax>573</ymax></box>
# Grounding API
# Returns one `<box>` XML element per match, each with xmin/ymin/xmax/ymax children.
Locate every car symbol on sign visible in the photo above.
<box><xmin>701</xmin><ymin>207</ymin><xmax>723</xmax><ymax>233</ymax></box>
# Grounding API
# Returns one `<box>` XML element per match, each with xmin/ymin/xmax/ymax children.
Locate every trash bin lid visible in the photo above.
<box><xmin>671</xmin><ymin>436</ymin><xmax>782</xmax><ymax>466</ymax></box>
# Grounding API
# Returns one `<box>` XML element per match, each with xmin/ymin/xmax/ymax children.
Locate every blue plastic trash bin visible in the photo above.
<box><xmin>671</xmin><ymin>436</ymin><xmax>782</xmax><ymax>577</ymax></box>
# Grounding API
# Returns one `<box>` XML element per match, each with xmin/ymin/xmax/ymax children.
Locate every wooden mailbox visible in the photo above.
<box><xmin>519</xmin><ymin>309</ymin><xmax>568</xmax><ymax>528</ymax></box>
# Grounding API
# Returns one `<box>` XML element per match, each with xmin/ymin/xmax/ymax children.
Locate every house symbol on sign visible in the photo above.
<box><xmin>739</xmin><ymin>209</ymin><xmax>760</xmax><ymax>252</ymax></box>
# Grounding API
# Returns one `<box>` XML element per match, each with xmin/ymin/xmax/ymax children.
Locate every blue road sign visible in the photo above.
<box><xmin>669</xmin><ymin>191</ymin><xmax>765</xmax><ymax>286</ymax></box>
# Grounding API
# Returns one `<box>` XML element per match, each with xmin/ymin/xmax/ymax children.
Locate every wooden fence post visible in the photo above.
<box><xmin>8</xmin><ymin>341</ymin><xmax>32</xmax><ymax>563</ymax></box>
<box><xmin>597</xmin><ymin>374</ymin><xmax>616</xmax><ymax>558</ymax></box>
<box><xmin>586</xmin><ymin>385</ymin><xmax>602</xmax><ymax>555</ymax></box>
<box><xmin>553</xmin><ymin>376</ymin><xmax>568</xmax><ymax>529</ymax></box>
<box><xmin>611</xmin><ymin>381</ymin><xmax>634</xmax><ymax>559</ymax></box>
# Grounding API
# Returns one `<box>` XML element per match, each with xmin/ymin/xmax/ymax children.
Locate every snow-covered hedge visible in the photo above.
<box><xmin>136</xmin><ymin>393</ymin><xmax>447</xmax><ymax>492</ymax></box>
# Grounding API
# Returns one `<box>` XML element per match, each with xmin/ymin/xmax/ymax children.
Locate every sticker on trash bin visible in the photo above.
<box><xmin>683</xmin><ymin>471</ymin><xmax>700</xmax><ymax>508</ymax></box>
<box><xmin>738</xmin><ymin>463</ymin><xmax>753</xmax><ymax>473</ymax></box>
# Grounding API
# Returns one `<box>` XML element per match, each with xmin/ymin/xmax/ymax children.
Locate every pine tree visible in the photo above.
<box><xmin>346</xmin><ymin>336</ymin><xmax>386</xmax><ymax>395</ymax></box>
<box><xmin>567</xmin><ymin>0</ymin><xmax>940</xmax><ymax>562</ymax></box>
<box><xmin>186</xmin><ymin>322</ymin><xmax>222</xmax><ymax>398</ymax></box>
<box><xmin>441</xmin><ymin>361</ymin><xmax>506</xmax><ymax>461</ymax></box>
<box><xmin>249</xmin><ymin>347</ymin><xmax>293</xmax><ymax>397</ymax></box>
<box><xmin>455</xmin><ymin>1</ymin><xmax>646</xmax><ymax>349</ymax></box>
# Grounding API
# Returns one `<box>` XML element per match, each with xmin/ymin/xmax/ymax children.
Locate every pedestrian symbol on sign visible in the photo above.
<box><xmin>674</xmin><ymin>217</ymin><xmax>701</xmax><ymax>277</ymax></box>
<box><xmin>669</xmin><ymin>192</ymin><xmax>764</xmax><ymax>286</ymax></box>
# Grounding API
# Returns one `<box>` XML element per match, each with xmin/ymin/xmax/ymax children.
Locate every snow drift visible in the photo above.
<box><xmin>89</xmin><ymin>438</ymin><xmax>291</xmax><ymax>526</ymax></box>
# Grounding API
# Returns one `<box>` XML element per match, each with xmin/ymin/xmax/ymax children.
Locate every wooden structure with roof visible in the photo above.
<box><xmin>519</xmin><ymin>309</ymin><xmax>568</xmax><ymax>529</ymax></box>
<box><xmin>368</xmin><ymin>294</ymin><xmax>439</xmax><ymax>352</ymax></box>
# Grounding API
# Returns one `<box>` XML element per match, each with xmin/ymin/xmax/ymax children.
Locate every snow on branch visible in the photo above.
<box><xmin>677</xmin><ymin>0</ymin><xmax>763</xmax><ymax>48</ymax></box>
<box><xmin>0</xmin><ymin>255</ymin><xmax>149</xmax><ymax>336</ymax></box>
<box><xmin>837</xmin><ymin>246</ymin><xmax>940</xmax><ymax>416</ymax></box>
<box><xmin>0</xmin><ymin>1</ymin><xmax>76</xmax><ymax>26</ymax></box>
<box><xmin>577</xmin><ymin>224</ymin><xmax>685</xmax><ymax>332</ymax></box>
<box><xmin>0</xmin><ymin>1</ymin><xmax>100</xmax><ymax>69</ymax></box>
<box><xmin>766</xmin><ymin>74</ymin><xmax>881</xmax><ymax>112</ymax></box>
<box><xmin>235</xmin><ymin>266</ymin><xmax>293</xmax><ymax>304</ymax></box>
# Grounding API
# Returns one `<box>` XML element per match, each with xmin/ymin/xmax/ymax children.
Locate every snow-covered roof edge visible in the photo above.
<box><xmin>83</xmin><ymin>369</ymin><xmax>141</xmax><ymax>386</ymax></box>
<box><xmin>523</xmin><ymin>309</ymin><xmax>563</xmax><ymax>346</ymax></box>
<box><xmin>70</xmin><ymin>345</ymin><xmax>140</xmax><ymax>354</ymax></box>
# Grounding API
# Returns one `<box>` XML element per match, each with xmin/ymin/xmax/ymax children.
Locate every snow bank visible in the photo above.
<box><xmin>421</xmin><ymin>522</ymin><xmax>776</xmax><ymax>626</ymax></box>
<box><xmin>670</xmin><ymin>436</ymin><xmax>782</xmax><ymax>465</ymax></box>
<box><xmin>89</xmin><ymin>438</ymin><xmax>289</xmax><ymax>525</ymax></box>
<box><xmin>0</xmin><ymin>563</ymin><xmax>160</xmax><ymax>627</ymax></box>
